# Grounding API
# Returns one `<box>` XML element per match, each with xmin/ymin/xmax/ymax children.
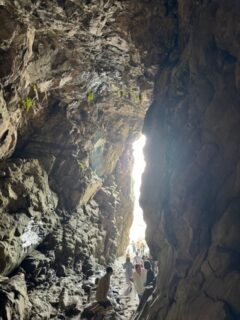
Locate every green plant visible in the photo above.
<box><xmin>86</xmin><ymin>90</ymin><xmax>94</xmax><ymax>103</ymax></box>
<box><xmin>77</xmin><ymin>160</ymin><xmax>86</xmax><ymax>171</ymax></box>
<box><xmin>22</xmin><ymin>97</ymin><xmax>35</xmax><ymax>112</ymax></box>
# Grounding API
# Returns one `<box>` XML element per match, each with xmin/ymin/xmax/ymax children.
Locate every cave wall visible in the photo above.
<box><xmin>138</xmin><ymin>0</ymin><xmax>240</xmax><ymax>319</ymax></box>
<box><xmin>0</xmin><ymin>0</ymin><xmax>155</xmax><ymax>318</ymax></box>
<box><xmin>1</xmin><ymin>0</ymin><xmax>239</xmax><ymax>318</ymax></box>
<box><xmin>0</xmin><ymin>0</ymin><xmax>151</xmax><ymax>268</ymax></box>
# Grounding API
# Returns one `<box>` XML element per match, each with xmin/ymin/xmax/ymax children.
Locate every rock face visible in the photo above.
<box><xmin>137</xmin><ymin>1</ymin><xmax>240</xmax><ymax>319</ymax></box>
<box><xmin>0</xmin><ymin>0</ymin><xmax>154</xmax><ymax>318</ymax></box>
<box><xmin>0</xmin><ymin>273</ymin><xmax>30</xmax><ymax>320</ymax></box>
<box><xmin>0</xmin><ymin>0</ymin><xmax>150</xmax><ymax>264</ymax></box>
<box><xmin>0</xmin><ymin>159</ymin><xmax>58</xmax><ymax>275</ymax></box>
<box><xmin>1</xmin><ymin>0</ymin><xmax>240</xmax><ymax>319</ymax></box>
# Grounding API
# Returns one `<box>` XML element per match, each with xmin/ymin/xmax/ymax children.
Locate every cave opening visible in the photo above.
<box><xmin>129</xmin><ymin>134</ymin><xmax>148</xmax><ymax>255</ymax></box>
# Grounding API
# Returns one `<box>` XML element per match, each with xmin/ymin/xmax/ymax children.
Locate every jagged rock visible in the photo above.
<box><xmin>0</xmin><ymin>0</ymin><xmax>239</xmax><ymax>319</ymax></box>
<box><xmin>28</xmin><ymin>296</ymin><xmax>53</xmax><ymax>320</ymax></box>
<box><xmin>20</xmin><ymin>250</ymin><xmax>52</xmax><ymax>284</ymax></box>
<box><xmin>0</xmin><ymin>159</ymin><xmax>58</xmax><ymax>276</ymax></box>
<box><xmin>82</xmin><ymin>260</ymin><xmax>94</xmax><ymax>277</ymax></box>
<box><xmin>0</xmin><ymin>273</ymin><xmax>30</xmax><ymax>320</ymax></box>
<box><xmin>115</xmin><ymin>147</ymin><xmax>134</xmax><ymax>256</ymax></box>
<box><xmin>0</xmin><ymin>0</ymin><xmax>150</xmax><ymax>288</ymax></box>
<box><xmin>0</xmin><ymin>91</ymin><xmax>17</xmax><ymax>160</ymax></box>
<box><xmin>0</xmin><ymin>1</ymin><xmax>168</xmax><ymax>317</ymax></box>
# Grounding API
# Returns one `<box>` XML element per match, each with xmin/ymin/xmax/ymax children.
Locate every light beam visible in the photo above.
<box><xmin>129</xmin><ymin>135</ymin><xmax>146</xmax><ymax>242</ymax></box>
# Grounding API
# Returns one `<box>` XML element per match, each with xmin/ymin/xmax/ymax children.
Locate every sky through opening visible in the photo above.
<box><xmin>129</xmin><ymin>135</ymin><xmax>146</xmax><ymax>242</ymax></box>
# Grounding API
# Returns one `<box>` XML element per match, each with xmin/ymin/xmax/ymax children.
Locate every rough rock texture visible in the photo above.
<box><xmin>0</xmin><ymin>159</ymin><xmax>58</xmax><ymax>275</ymax></box>
<box><xmin>0</xmin><ymin>273</ymin><xmax>30</xmax><ymax>320</ymax></box>
<box><xmin>0</xmin><ymin>0</ymin><xmax>153</xmax><ymax>265</ymax></box>
<box><xmin>0</xmin><ymin>0</ymin><xmax>154</xmax><ymax>318</ymax></box>
<box><xmin>137</xmin><ymin>1</ymin><xmax>240</xmax><ymax>319</ymax></box>
<box><xmin>1</xmin><ymin>0</ymin><xmax>239</xmax><ymax>319</ymax></box>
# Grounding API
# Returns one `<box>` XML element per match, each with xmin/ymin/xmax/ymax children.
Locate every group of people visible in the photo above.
<box><xmin>93</xmin><ymin>251</ymin><xmax>156</xmax><ymax>311</ymax></box>
<box><xmin>123</xmin><ymin>251</ymin><xmax>156</xmax><ymax>301</ymax></box>
<box><xmin>130</xmin><ymin>239</ymin><xmax>146</xmax><ymax>257</ymax></box>
<box><xmin>81</xmin><ymin>250</ymin><xmax>157</xmax><ymax>319</ymax></box>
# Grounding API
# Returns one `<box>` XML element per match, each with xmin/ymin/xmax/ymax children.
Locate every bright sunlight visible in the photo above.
<box><xmin>129</xmin><ymin>135</ymin><xmax>146</xmax><ymax>242</ymax></box>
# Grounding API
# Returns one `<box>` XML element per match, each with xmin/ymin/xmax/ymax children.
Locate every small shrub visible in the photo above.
<box><xmin>86</xmin><ymin>90</ymin><xmax>94</xmax><ymax>103</ymax></box>
<box><xmin>22</xmin><ymin>97</ymin><xmax>35</xmax><ymax>112</ymax></box>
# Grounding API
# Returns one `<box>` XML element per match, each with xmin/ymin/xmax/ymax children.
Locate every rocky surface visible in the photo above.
<box><xmin>1</xmin><ymin>0</ymin><xmax>240</xmax><ymax>319</ymax></box>
<box><xmin>0</xmin><ymin>273</ymin><xmax>30</xmax><ymax>319</ymax></box>
<box><xmin>0</xmin><ymin>0</ymin><xmax>153</xmax><ymax>268</ymax></box>
<box><xmin>0</xmin><ymin>0</ymin><xmax>154</xmax><ymax>318</ymax></box>
<box><xmin>0</xmin><ymin>256</ymin><xmax>138</xmax><ymax>320</ymax></box>
<box><xmin>0</xmin><ymin>159</ymin><xmax>58</xmax><ymax>276</ymax></box>
<box><xmin>137</xmin><ymin>1</ymin><xmax>240</xmax><ymax>319</ymax></box>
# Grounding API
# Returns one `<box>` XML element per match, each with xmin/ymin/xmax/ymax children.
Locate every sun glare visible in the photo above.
<box><xmin>130</xmin><ymin>135</ymin><xmax>146</xmax><ymax>242</ymax></box>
